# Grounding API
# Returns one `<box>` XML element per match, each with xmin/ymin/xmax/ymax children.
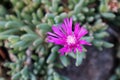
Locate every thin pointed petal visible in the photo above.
<box><xmin>47</xmin><ymin>36</ymin><xmax>65</xmax><ymax>45</ymax></box>
<box><xmin>78</xmin><ymin>27</ymin><xmax>88</xmax><ymax>38</ymax></box>
<box><xmin>59</xmin><ymin>47</ymin><xmax>68</xmax><ymax>55</ymax></box>
<box><xmin>74</xmin><ymin>23</ymin><xmax>81</xmax><ymax>37</ymax></box>
<box><xmin>80</xmin><ymin>40</ymin><xmax>91</xmax><ymax>45</ymax></box>
<box><xmin>52</xmin><ymin>26</ymin><xmax>65</xmax><ymax>37</ymax></box>
<box><xmin>63</xmin><ymin>18</ymin><xmax>72</xmax><ymax>35</ymax></box>
<box><xmin>47</xmin><ymin>32</ymin><xmax>58</xmax><ymax>38</ymax></box>
<box><xmin>77</xmin><ymin>46</ymin><xmax>82</xmax><ymax>52</ymax></box>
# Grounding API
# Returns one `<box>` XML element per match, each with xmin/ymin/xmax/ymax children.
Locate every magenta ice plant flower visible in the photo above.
<box><xmin>47</xmin><ymin>18</ymin><xmax>91</xmax><ymax>55</ymax></box>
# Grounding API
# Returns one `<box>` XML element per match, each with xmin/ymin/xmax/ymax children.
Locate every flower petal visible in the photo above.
<box><xmin>47</xmin><ymin>36</ymin><xmax>65</xmax><ymax>45</ymax></box>
<box><xmin>78</xmin><ymin>27</ymin><xmax>88</xmax><ymax>38</ymax></box>
<box><xmin>77</xmin><ymin>46</ymin><xmax>82</xmax><ymax>52</ymax></box>
<box><xmin>63</xmin><ymin>18</ymin><xmax>72</xmax><ymax>35</ymax></box>
<box><xmin>47</xmin><ymin>32</ymin><xmax>58</xmax><ymax>38</ymax></box>
<box><xmin>74</xmin><ymin>23</ymin><xmax>81</xmax><ymax>37</ymax></box>
<box><xmin>59</xmin><ymin>46</ymin><xmax>70</xmax><ymax>55</ymax></box>
<box><xmin>52</xmin><ymin>26</ymin><xmax>65</xmax><ymax>37</ymax></box>
<box><xmin>80</xmin><ymin>40</ymin><xmax>91</xmax><ymax>45</ymax></box>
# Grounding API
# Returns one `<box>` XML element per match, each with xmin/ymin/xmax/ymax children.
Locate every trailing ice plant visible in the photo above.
<box><xmin>0</xmin><ymin>0</ymin><xmax>115</xmax><ymax>80</ymax></box>
<box><xmin>47</xmin><ymin>18</ymin><xmax>91</xmax><ymax>55</ymax></box>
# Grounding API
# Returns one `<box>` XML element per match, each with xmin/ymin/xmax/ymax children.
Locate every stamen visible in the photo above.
<box><xmin>66</xmin><ymin>35</ymin><xmax>76</xmax><ymax>45</ymax></box>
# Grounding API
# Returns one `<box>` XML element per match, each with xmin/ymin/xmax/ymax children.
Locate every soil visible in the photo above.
<box><xmin>57</xmin><ymin>28</ymin><xmax>118</xmax><ymax>80</ymax></box>
<box><xmin>58</xmin><ymin>47</ymin><xmax>114</xmax><ymax>80</ymax></box>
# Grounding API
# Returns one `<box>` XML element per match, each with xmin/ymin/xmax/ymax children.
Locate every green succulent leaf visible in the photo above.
<box><xmin>60</xmin><ymin>56</ymin><xmax>70</xmax><ymax>67</ymax></box>
<box><xmin>75</xmin><ymin>51</ymin><xmax>85</xmax><ymax>66</ymax></box>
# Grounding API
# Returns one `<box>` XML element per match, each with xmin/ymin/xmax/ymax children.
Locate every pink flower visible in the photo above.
<box><xmin>47</xmin><ymin>18</ymin><xmax>91</xmax><ymax>55</ymax></box>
